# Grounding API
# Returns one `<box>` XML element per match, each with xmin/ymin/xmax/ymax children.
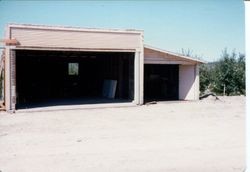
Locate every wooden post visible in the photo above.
<box><xmin>4</xmin><ymin>47</ymin><xmax>11</xmax><ymax>111</ymax></box>
<box><xmin>0</xmin><ymin>39</ymin><xmax>18</xmax><ymax>45</ymax></box>
<box><xmin>10</xmin><ymin>50</ymin><xmax>16</xmax><ymax>110</ymax></box>
<box><xmin>223</xmin><ymin>84</ymin><xmax>226</xmax><ymax>96</ymax></box>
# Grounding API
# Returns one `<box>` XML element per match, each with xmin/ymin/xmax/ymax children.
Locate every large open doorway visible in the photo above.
<box><xmin>144</xmin><ymin>64</ymin><xmax>179</xmax><ymax>102</ymax></box>
<box><xmin>16</xmin><ymin>50</ymin><xmax>134</xmax><ymax>109</ymax></box>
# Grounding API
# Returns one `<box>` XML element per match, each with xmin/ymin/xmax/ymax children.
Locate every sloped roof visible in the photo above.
<box><xmin>144</xmin><ymin>44</ymin><xmax>205</xmax><ymax>64</ymax></box>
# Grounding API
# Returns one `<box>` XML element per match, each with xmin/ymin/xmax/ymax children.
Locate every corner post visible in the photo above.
<box><xmin>133</xmin><ymin>32</ymin><xmax>144</xmax><ymax>105</ymax></box>
<box><xmin>4</xmin><ymin>25</ymin><xmax>16</xmax><ymax>112</ymax></box>
<box><xmin>4</xmin><ymin>47</ymin><xmax>11</xmax><ymax>111</ymax></box>
<box><xmin>139</xmin><ymin>33</ymin><xmax>144</xmax><ymax>105</ymax></box>
<box><xmin>134</xmin><ymin>51</ymin><xmax>140</xmax><ymax>104</ymax></box>
<box><xmin>194</xmin><ymin>64</ymin><xmax>200</xmax><ymax>100</ymax></box>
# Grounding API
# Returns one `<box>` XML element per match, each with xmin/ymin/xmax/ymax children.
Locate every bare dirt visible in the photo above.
<box><xmin>0</xmin><ymin>96</ymin><xmax>245</xmax><ymax>172</ymax></box>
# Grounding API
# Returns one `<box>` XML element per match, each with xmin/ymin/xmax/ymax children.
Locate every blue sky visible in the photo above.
<box><xmin>0</xmin><ymin>0</ymin><xmax>245</xmax><ymax>61</ymax></box>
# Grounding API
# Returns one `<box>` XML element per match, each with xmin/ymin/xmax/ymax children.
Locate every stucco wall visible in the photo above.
<box><xmin>179</xmin><ymin>65</ymin><xmax>199</xmax><ymax>100</ymax></box>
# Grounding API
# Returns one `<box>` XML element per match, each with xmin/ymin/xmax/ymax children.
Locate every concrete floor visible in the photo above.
<box><xmin>16</xmin><ymin>97</ymin><xmax>133</xmax><ymax>111</ymax></box>
<box><xmin>0</xmin><ymin>96</ymin><xmax>245</xmax><ymax>172</ymax></box>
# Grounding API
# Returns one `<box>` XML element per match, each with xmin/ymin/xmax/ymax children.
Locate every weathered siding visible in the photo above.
<box><xmin>4</xmin><ymin>48</ymin><xmax>11</xmax><ymax>111</ymax></box>
<box><xmin>144</xmin><ymin>48</ymin><xmax>196</xmax><ymax>65</ymax></box>
<box><xmin>4</xmin><ymin>48</ymin><xmax>16</xmax><ymax>112</ymax></box>
<box><xmin>11</xmin><ymin>27</ymin><xmax>141</xmax><ymax>51</ymax></box>
<box><xmin>10</xmin><ymin>50</ymin><xmax>16</xmax><ymax>108</ymax></box>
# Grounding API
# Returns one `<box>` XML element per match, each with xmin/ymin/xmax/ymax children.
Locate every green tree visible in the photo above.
<box><xmin>199</xmin><ymin>48</ymin><xmax>245</xmax><ymax>96</ymax></box>
<box><xmin>199</xmin><ymin>63</ymin><xmax>216</xmax><ymax>93</ymax></box>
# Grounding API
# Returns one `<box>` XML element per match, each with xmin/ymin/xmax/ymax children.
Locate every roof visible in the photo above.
<box><xmin>5</xmin><ymin>24</ymin><xmax>205</xmax><ymax>64</ymax></box>
<box><xmin>144</xmin><ymin>44</ymin><xmax>206</xmax><ymax>64</ymax></box>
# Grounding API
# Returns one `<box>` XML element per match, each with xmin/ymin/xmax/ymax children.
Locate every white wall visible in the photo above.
<box><xmin>179</xmin><ymin>65</ymin><xmax>199</xmax><ymax>100</ymax></box>
<box><xmin>10</xmin><ymin>24</ymin><xmax>142</xmax><ymax>51</ymax></box>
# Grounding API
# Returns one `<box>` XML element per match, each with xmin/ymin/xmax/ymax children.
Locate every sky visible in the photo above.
<box><xmin>0</xmin><ymin>0</ymin><xmax>245</xmax><ymax>62</ymax></box>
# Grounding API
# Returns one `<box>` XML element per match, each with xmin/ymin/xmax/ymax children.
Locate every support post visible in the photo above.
<box><xmin>10</xmin><ymin>50</ymin><xmax>16</xmax><ymax>110</ymax></box>
<box><xmin>133</xmin><ymin>48</ymin><xmax>144</xmax><ymax>105</ymax></box>
<box><xmin>4</xmin><ymin>47</ymin><xmax>11</xmax><ymax>111</ymax></box>
<box><xmin>139</xmin><ymin>49</ymin><xmax>144</xmax><ymax>105</ymax></box>
<box><xmin>134</xmin><ymin>51</ymin><xmax>140</xmax><ymax>104</ymax></box>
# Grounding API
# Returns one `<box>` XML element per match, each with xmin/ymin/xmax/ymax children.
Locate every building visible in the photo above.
<box><xmin>1</xmin><ymin>24</ymin><xmax>204</xmax><ymax>112</ymax></box>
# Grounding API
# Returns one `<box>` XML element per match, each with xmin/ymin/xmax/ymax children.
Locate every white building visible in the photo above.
<box><xmin>1</xmin><ymin>24</ymin><xmax>203</xmax><ymax>111</ymax></box>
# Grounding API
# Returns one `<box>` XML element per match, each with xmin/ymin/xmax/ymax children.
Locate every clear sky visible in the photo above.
<box><xmin>0</xmin><ymin>0</ymin><xmax>245</xmax><ymax>61</ymax></box>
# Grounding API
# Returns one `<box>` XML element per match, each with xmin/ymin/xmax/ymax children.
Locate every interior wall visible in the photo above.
<box><xmin>15</xmin><ymin>50</ymin><xmax>134</xmax><ymax>105</ymax></box>
<box><xmin>144</xmin><ymin>64</ymin><xmax>179</xmax><ymax>101</ymax></box>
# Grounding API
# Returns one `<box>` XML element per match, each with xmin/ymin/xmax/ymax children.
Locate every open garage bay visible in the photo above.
<box><xmin>15</xmin><ymin>50</ymin><xmax>134</xmax><ymax>109</ymax></box>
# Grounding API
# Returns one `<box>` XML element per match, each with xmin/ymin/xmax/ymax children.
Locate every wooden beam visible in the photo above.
<box><xmin>0</xmin><ymin>39</ymin><xmax>18</xmax><ymax>45</ymax></box>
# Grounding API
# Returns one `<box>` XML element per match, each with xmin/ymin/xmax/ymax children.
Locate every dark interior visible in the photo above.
<box><xmin>144</xmin><ymin>64</ymin><xmax>179</xmax><ymax>101</ymax></box>
<box><xmin>16</xmin><ymin>50</ymin><xmax>134</xmax><ymax>108</ymax></box>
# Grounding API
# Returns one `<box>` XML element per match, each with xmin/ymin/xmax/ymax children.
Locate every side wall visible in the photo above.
<box><xmin>179</xmin><ymin>65</ymin><xmax>199</xmax><ymax>100</ymax></box>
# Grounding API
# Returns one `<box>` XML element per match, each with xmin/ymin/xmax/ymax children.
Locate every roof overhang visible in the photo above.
<box><xmin>144</xmin><ymin>44</ymin><xmax>206</xmax><ymax>64</ymax></box>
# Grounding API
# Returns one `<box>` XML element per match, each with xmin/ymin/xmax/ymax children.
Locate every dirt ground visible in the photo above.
<box><xmin>0</xmin><ymin>96</ymin><xmax>245</xmax><ymax>172</ymax></box>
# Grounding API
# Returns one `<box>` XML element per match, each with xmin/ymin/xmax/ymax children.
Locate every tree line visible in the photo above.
<box><xmin>199</xmin><ymin>49</ymin><xmax>245</xmax><ymax>96</ymax></box>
